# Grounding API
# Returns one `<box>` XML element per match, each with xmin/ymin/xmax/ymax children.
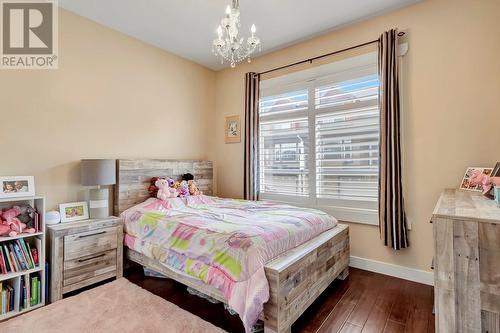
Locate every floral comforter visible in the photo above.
<box><xmin>122</xmin><ymin>195</ymin><xmax>337</xmax><ymax>332</ymax></box>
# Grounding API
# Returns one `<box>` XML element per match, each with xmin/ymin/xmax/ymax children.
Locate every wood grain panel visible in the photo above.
<box><xmin>453</xmin><ymin>220</ymin><xmax>481</xmax><ymax>333</ymax></box>
<box><xmin>264</xmin><ymin>225</ymin><xmax>349</xmax><ymax>332</ymax></box>
<box><xmin>48</xmin><ymin>217</ymin><xmax>123</xmax><ymax>302</ymax></box>
<box><xmin>64</xmin><ymin>227</ymin><xmax>118</xmax><ymax>260</ymax></box>
<box><xmin>63</xmin><ymin>249</ymin><xmax>117</xmax><ymax>286</ymax></box>
<box><xmin>433</xmin><ymin>217</ymin><xmax>456</xmax><ymax>333</ymax></box>
<box><xmin>479</xmin><ymin>223</ymin><xmax>500</xmax><ymax>313</ymax></box>
<box><xmin>115</xmin><ymin>159</ymin><xmax>213</xmax><ymax>214</ymax></box>
<box><xmin>433</xmin><ymin>190</ymin><xmax>500</xmax><ymax>333</ymax></box>
<box><xmin>481</xmin><ymin>310</ymin><xmax>500</xmax><ymax>333</ymax></box>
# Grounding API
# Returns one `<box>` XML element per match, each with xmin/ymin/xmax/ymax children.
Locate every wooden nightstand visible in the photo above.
<box><xmin>47</xmin><ymin>217</ymin><xmax>123</xmax><ymax>302</ymax></box>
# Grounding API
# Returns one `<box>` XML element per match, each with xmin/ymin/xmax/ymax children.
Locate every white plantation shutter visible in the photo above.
<box><xmin>259</xmin><ymin>52</ymin><xmax>380</xmax><ymax>223</ymax></box>
<box><xmin>315</xmin><ymin>74</ymin><xmax>379</xmax><ymax>205</ymax></box>
<box><xmin>259</xmin><ymin>90</ymin><xmax>310</xmax><ymax>198</ymax></box>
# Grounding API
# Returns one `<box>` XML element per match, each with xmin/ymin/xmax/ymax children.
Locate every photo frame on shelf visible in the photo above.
<box><xmin>0</xmin><ymin>176</ymin><xmax>35</xmax><ymax>199</ymax></box>
<box><xmin>459</xmin><ymin>167</ymin><xmax>493</xmax><ymax>192</ymax></box>
<box><xmin>225</xmin><ymin>115</ymin><xmax>241</xmax><ymax>144</ymax></box>
<box><xmin>59</xmin><ymin>201</ymin><xmax>89</xmax><ymax>223</ymax></box>
<box><xmin>491</xmin><ymin>162</ymin><xmax>500</xmax><ymax>177</ymax></box>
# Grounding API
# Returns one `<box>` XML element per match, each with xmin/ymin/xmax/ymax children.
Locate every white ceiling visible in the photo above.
<box><xmin>59</xmin><ymin>0</ymin><xmax>419</xmax><ymax>70</ymax></box>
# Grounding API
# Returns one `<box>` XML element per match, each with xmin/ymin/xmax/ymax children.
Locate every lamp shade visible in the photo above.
<box><xmin>81</xmin><ymin>159</ymin><xmax>116</xmax><ymax>186</ymax></box>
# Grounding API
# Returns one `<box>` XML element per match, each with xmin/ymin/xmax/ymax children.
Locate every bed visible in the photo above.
<box><xmin>115</xmin><ymin>159</ymin><xmax>349</xmax><ymax>333</ymax></box>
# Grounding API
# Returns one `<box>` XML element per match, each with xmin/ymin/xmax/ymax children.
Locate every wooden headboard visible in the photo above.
<box><xmin>114</xmin><ymin>159</ymin><xmax>213</xmax><ymax>215</ymax></box>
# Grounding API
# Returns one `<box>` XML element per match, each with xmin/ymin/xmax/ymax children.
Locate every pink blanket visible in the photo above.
<box><xmin>122</xmin><ymin>195</ymin><xmax>337</xmax><ymax>332</ymax></box>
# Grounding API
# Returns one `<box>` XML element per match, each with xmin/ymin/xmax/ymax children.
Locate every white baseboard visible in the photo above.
<box><xmin>349</xmin><ymin>256</ymin><xmax>434</xmax><ymax>286</ymax></box>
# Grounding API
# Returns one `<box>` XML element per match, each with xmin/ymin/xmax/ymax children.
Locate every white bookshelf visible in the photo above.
<box><xmin>0</xmin><ymin>196</ymin><xmax>46</xmax><ymax>321</ymax></box>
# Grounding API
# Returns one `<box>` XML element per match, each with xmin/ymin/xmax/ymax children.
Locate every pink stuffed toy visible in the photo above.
<box><xmin>469</xmin><ymin>170</ymin><xmax>500</xmax><ymax>194</ymax></box>
<box><xmin>1</xmin><ymin>206</ymin><xmax>35</xmax><ymax>237</ymax></box>
<box><xmin>155</xmin><ymin>178</ymin><xmax>178</xmax><ymax>201</ymax></box>
<box><xmin>0</xmin><ymin>221</ymin><xmax>11</xmax><ymax>237</ymax></box>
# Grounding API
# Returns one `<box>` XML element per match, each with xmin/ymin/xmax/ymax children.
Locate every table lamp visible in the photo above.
<box><xmin>81</xmin><ymin>159</ymin><xmax>116</xmax><ymax>219</ymax></box>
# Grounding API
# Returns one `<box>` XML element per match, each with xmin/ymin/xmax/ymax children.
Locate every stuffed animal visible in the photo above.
<box><xmin>166</xmin><ymin>178</ymin><xmax>179</xmax><ymax>198</ymax></box>
<box><xmin>0</xmin><ymin>214</ymin><xmax>11</xmax><ymax>237</ymax></box>
<box><xmin>188</xmin><ymin>180</ymin><xmax>202</xmax><ymax>196</ymax></box>
<box><xmin>182</xmin><ymin>173</ymin><xmax>194</xmax><ymax>182</ymax></box>
<box><xmin>178</xmin><ymin>180</ymin><xmax>190</xmax><ymax>197</ymax></box>
<box><xmin>1</xmin><ymin>206</ymin><xmax>21</xmax><ymax>224</ymax></box>
<box><xmin>148</xmin><ymin>177</ymin><xmax>161</xmax><ymax>197</ymax></box>
<box><xmin>155</xmin><ymin>178</ymin><xmax>178</xmax><ymax>200</ymax></box>
<box><xmin>0</xmin><ymin>223</ymin><xmax>11</xmax><ymax>237</ymax></box>
<box><xmin>17</xmin><ymin>204</ymin><xmax>36</xmax><ymax>230</ymax></box>
<box><xmin>182</xmin><ymin>173</ymin><xmax>202</xmax><ymax>196</ymax></box>
<box><xmin>0</xmin><ymin>206</ymin><xmax>35</xmax><ymax>236</ymax></box>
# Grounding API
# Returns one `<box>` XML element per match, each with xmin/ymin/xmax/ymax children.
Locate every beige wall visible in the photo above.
<box><xmin>0</xmin><ymin>9</ymin><xmax>216</xmax><ymax>210</ymax></box>
<box><xmin>214</xmin><ymin>0</ymin><xmax>500</xmax><ymax>271</ymax></box>
<box><xmin>2</xmin><ymin>1</ymin><xmax>499</xmax><ymax>273</ymax></box>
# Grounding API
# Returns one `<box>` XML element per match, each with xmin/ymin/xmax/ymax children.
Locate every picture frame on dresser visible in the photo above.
<box><xmin>59</xmin><ymin>201</ymin><xmax>89</xmax><ymax>223</ymax></box>
<box><xmin>459</xmin><ymin>167</ymin><xmax>493</xmax><ymax>192</ymax></box>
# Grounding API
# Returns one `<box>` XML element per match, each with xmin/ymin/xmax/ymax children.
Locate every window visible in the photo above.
<box><xmin>259</xmin><ymin>52</ymin><xmax>379</xmax><ymax>224</ymax></box>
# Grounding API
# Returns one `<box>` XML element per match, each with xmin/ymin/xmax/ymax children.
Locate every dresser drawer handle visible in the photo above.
<box><xmin>78</xmin><ymin>231</ymin><xmax>106</xmax><ymax>239</ymax></box>
<box><xmin>77</xmin><ymin>253</ymin><xmax>106</xmax><ymax>263</ymax></box>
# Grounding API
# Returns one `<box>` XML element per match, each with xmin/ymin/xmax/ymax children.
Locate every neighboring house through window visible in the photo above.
<box><xmin>259</xmin><ymin>52</ymin><xmax>379</xmax><ymax>224</ymax></box>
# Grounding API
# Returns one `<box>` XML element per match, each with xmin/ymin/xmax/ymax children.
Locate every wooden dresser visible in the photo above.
<box><xmin>432</xmin><ymin>189</ymin><xmax>500</xmax><ymax>332</ymax></box>
<box><xmin>47</xmin><ymin>217</ymin><xmax>123</xmax><ymax>302</ymax></box>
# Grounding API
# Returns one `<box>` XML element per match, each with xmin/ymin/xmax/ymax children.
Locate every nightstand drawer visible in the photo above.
<box><xmin>63</xmin><ymin>249</ymin><xmax>117</xmax><ymax>286</ymax></box>
<box><xmin>64</xmin><ymin>227</ymin><xmax>118</xmax><ymax>261</ymax></box>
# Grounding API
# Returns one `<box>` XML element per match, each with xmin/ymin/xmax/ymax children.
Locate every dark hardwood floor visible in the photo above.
<box><xmin>125</xmin><ymin>265</ymin><xmax>435</xmax><ymax>333</ymax></box>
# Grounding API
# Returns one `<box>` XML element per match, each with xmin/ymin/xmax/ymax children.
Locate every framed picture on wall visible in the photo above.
<box><xmin>0</xmin><ymin>176</ymin><xmax>35</xmax><ymax>198</ymax></box>
<box><xmin>225</xmin><ymin>115</ymin><xmax>241</xmax><ymax>143</ymax></box>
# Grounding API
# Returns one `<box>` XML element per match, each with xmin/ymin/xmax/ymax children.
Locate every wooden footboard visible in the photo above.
<box><xmin>125</xmin><ymin>224</ymin><xmax>349</xmax><ymax>333</ymax></box>
<box><xmin>263</xmin><ymin>224</ymin><xmax>349</xmax><ymax>333</ymax></box>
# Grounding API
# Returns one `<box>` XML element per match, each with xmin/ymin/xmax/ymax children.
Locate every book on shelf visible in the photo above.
<box><xmin>9</xmin><ymin>244</ymin><xmax>21</xmax><ymax>271</ymax></box>
<box><xmin>34</xmin><ymin>211</ymin><xmax>40</xmax><ymax>232</ymax></box>
<box><xmin>18</xmin><ymin>239</ymin><xmax>33</xmax><ymax>269</ymax></box>
<box><xmin>0</xmin><ymin>281</ymin><xmax>15</xmax><ymax>315</ymax></box>
<box><xmin>0</xmin><ymin>249</ymin><xmax>6</xmax><ymax>274</ymax></box>
<box><xmin>31</xmin><ymin>247</ymin><xmax>39</xmax><ymax>267</ymax></box>
<box><xmin>22</xmin><ymin>280</ymin><xmax>26</xmax><ymax>310</ymax></box>
<box><xmin>0</xmin><ymin>239</ymin><xmax>39</xmax><ymax>275</ymax></box>
<box><xmin>19</xmin><ymin>274</ymin><xmax>40</xmax><ymax>310</ymax></box>
<box><xmin>3</xmin><ymin>245</ymin><xmax>15</xmax><ymax>273</ymax></box>
<box><xmin>12</xmin><ymin>244</ymin><xmax>28</xmax><ymax>271</ymax></box>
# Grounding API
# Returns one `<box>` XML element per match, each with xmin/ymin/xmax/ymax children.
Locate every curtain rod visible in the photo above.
<box><xmin>257</xmin><ymin>31</ymin><xmax>405</xmax><ymax>76</ymax></box>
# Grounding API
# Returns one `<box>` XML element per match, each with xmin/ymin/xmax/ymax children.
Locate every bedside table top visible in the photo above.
<box><xmin>47</xmin><ymin>216</ymin><xmax>123</xmax><ymax>233</ymax></box>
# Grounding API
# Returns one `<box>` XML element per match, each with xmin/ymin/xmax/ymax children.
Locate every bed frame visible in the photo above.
<box><xmin>115</xmin><ymin>159</ymin><xmax>350</xmax><ymax>333</ymax></box>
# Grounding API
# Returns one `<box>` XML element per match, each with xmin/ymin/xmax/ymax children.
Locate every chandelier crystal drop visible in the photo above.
<box><xmin>212</xmin><ymin>0</ymin><xmax>261</xmax><ymax>68</ymax></box>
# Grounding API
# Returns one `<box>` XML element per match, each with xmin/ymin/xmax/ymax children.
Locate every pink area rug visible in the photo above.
<box><xmin>0</xmin><ymin>278</ymin><xmax>227</xmax><ymax>333</ymax></box>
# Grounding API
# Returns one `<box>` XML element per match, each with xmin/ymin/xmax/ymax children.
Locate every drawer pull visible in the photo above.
<box><xmin>77</xmin><ymin>253</ymin><xmax>106</xmax><ymax>263</ymax></box>
<box><xmin>78</xmin><ymin>231</ymin><xmax>106</xmax><ymax>239</ymax></box>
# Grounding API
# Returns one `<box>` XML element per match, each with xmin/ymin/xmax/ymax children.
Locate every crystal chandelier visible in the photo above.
<box><xmin>212</xmin><ymin>0</ymin><xmax>261</xmax><ymax>68</ymax></box>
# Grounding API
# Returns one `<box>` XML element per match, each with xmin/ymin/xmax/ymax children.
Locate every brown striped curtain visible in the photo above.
<box><xmin>244</xmin><ymin>72</ymin><xmax>260</xmax><ymax>200</ymax></box>
<box><xmin>378</xmin><ymin>29</ymin><xmax>409</xmax><ymax>250</ymax></box>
